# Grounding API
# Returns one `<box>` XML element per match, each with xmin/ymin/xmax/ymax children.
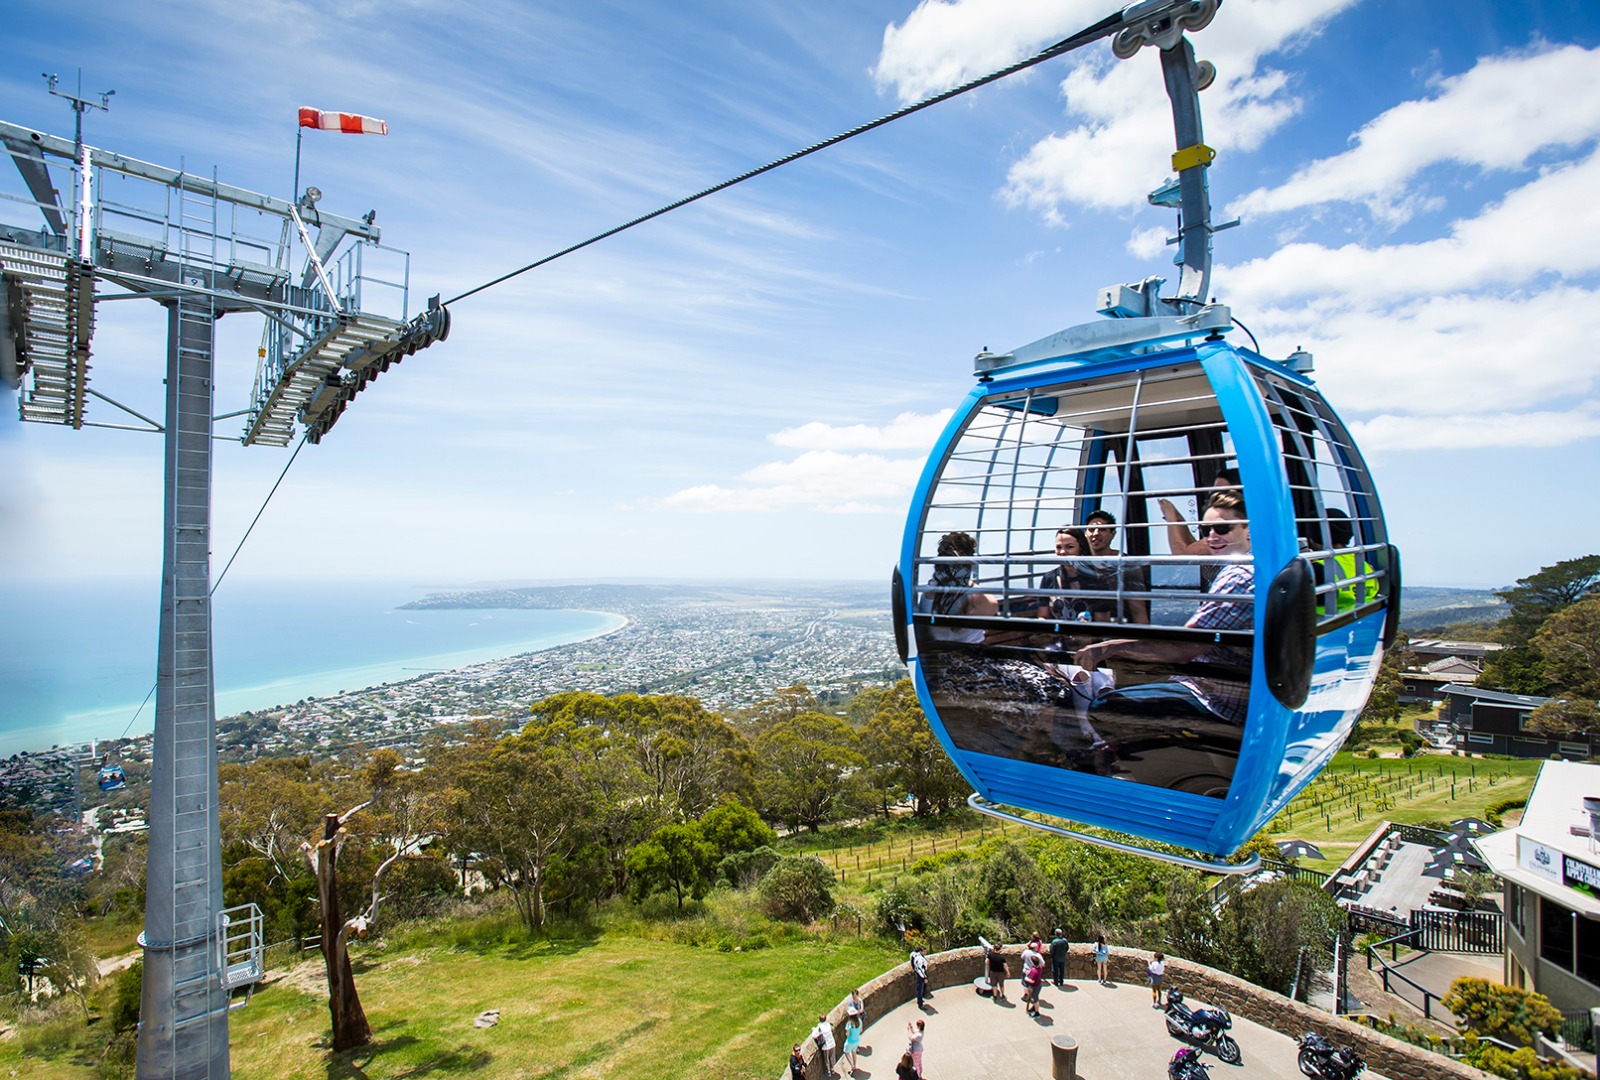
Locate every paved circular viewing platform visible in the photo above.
<box><xmin>840</xmin><ymin>978</ymin><xmax>1390</xmax><ymax>1080</ymax></box>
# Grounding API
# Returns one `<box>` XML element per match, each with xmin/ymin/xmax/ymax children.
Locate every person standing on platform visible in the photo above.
<box><xmin>813</xmin><ymin>1015</ymin><xmax>837</xmax><ymax>1076</ymax></box>
<box><xmin>1094</xmin><ymin>935</ymin><xmax>1110</xmax><ymax>985</ymax></box>
<box><xmin>906</xmin><ymin>1018</ymin><xmax>925</xmax><ymax>1077</ymax></box>
<box><xmin>911</xmin><ymin>945</ymin><xmax>929</xmax><ymax>1008</ymax></box>
<box><xmin>1049</xmin><ymin>929</ymin><xmax>1069</xmax><ymax>988</ymax></box>
<box><xmin>1147</xmin><ymin>952</ymin><xmax>1166</xmax><ymax>1007</ymax></box>
<box><xmin>1023</xmin><ymin>957</ymin><xmax>1044</xmax><ymax>1017</ymax></box>
<box><xmin>841</xmin><ymin>1014</ymin><xmax>862</xmax><ymax>1076</ymax></box>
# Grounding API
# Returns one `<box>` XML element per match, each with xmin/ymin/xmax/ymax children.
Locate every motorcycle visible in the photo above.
<box><xmin>1164</xmin><ymin>989</ymin><xmax>1242</xmax><ymax>1065</ymax></box>
<box><xmin>1169</xmin><ymin>1047</ymin><xmax>1213</xmax><ymax>1080</ymax></box>
<box><xmin>1297</xmin><ymin>1032</ymin><xmax>1365</xmax><ymax>1080</ymax></box>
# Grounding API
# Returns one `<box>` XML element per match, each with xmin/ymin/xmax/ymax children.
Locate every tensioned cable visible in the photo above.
<box><xmin>114</xmin><ymin>434</ymin><xmax>309</xmax><ymax>742</ymax></box>
<box><xmin>443</xmin><ymin>8</ymin><xmax>1127</xmax><ymax>308</ymax></box>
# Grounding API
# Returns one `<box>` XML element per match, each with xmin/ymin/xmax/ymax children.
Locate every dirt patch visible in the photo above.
<box><xmin>266</xmin><ymin>959</ymin><xmax>332</xmax><ymax>999</ymax></box>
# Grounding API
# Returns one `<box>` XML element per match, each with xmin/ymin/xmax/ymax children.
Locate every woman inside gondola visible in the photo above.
<box><xmin>1038</xmin><ymin>526</ymin><xmax>1102</xmax><ymax>622</ymax></box>
<box><xmin>918</xmin><ymin>531</ymin><xmax>1081</xmax><ymax>762</ymax></box>
<box><xmin>925</xmin><ymin>530</ymin><xmax>998</xmax><ymax>642</ymax></box>
<box><xmin>1068</xmin><ymin>490</ymin><xmax>1254</xmax><ymax>793</ymax></box>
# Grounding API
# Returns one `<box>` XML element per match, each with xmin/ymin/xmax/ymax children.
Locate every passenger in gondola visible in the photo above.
<box><xmin>1156</xmin><ymin>468</ymin><xmax>1240</xmax><ymax>558</ymax></box>
<box><xmin>1038</xmin><ymin>526</ymin><xmax>1102</xmax><ymax>622</ymax></box>
<box><xmin>1324</xmin><ymin>508</ymin><xmax>1379</xmax><ymax>614</ymax></box>
<box><xmin>1068</xmin><ymin>491</ymin><xmax>1253</xmax><ymax>789</ymax></box>
<box><xmin>923</xmin><ymin>531</ymin><xmax>998</xmax><ymax>642</ymax></box>
<box><xmin>1082</xmin><ymin>510</ymin><xmax>1150</xmax><ymax>625</ymax></box>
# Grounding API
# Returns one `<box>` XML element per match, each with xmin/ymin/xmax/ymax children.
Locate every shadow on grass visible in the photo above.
<box><xmin>537</xmin><ymin>1016</ymin><xmax>661</xmax><ymax>1079</ymax></box>
<box><xmin>323</xmin><ymin>1028</ymin><xmax>493</xmax><ymax>1080</ymax></box>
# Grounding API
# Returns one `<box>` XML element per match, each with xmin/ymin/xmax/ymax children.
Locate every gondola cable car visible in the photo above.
<box><xmin>892</xmin><ymin>0</ymin><xmax>1399</xmax><ymax>872</ymax></box>
<box><xmin>98</xmin><ymin>758</ymin><xmax>127</xmax><ymax>792</ymax></box>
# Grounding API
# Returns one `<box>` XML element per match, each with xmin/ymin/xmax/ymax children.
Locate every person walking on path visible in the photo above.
<box><xmin>911</xmin><ymin>945</ymin><xmax>929</xmax><ymax>1008</ymax></box>
<box><xmin>907</xmin><ymin>1018</ymin><xmax>926</xmax><ymax>1077</ymax></box>
<box><xmin>1094</xmin><ymin>935</ymin><xmax>1110</xmax><ymax>985</ymax></box>
<box><xmin>841</xmin><ymin>1015</ymin><xmax>862</xmax><ymax>1076</ymax></box>
<box><xmin>1023</xmin><ymin>957</ymin><xmax>1044</xmax><ymax>1016</ymax></box>
<box><xmin>1147</xmin><ymin>952</ymin><xmax>1166</xmax><ymax>1007</ymax></box>
<box><xmin>1049</xmin><ymin>929</ymin><xmax>1069</xmax><ymax>987</ymax></box>
<box><xmin>813</xmin><ymin>1015</ymin><xmax>837</xmax><ymax>1076</ymax></box>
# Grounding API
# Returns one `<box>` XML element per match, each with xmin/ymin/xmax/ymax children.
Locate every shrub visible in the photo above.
<box><xmin>757</xmin><ymin>856</ymin><xmax>835</xmax><ymax>922</ymax></box>
<box><xmin>718</xmin><ymin>845</ymin><xmax>781</xmax><ymax>888</ymax></box>
<box><xmin>1478</xmin><ymin>800</ymin><xmax>1529</xmax><ymax>832</ymax></box>
<box><xmin>111</xmin><ymin>961</ymin><xmax>142</xmax><ymax>1032</ymax></box>
<box><xmin>1442</xmin><ymin>977</ymin><xmax>1563</xmax><ymax>1046</ymax></box>
<box><xmin>1465</xmin><ymin>1041</ymin><xmax>1589</xmax><ymax>1080</ymax></box>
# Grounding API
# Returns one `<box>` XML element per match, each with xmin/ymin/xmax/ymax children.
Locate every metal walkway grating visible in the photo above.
<box><xmin>1</xmin><ymin>240</ymin><xmax>94</xmax><ymax>426</ymax></box>
<box><xmin>242</xmin><ymin>312</ymin><xmax>403</xmax><ymax>446</ymax></box>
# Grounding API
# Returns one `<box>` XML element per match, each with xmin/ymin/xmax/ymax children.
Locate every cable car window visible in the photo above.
<box><xmin>912</xmin><ymin>361</ymin><xmax>1253</xmax><ymax>798</ymax></box>
<box><xmin>1253</xmin><ymin>372</ymin><xmax>1388</xmax><ymax>625</ymax></box>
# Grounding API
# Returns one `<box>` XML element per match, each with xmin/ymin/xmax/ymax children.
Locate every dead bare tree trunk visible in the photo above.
<box><xmin>307</xmin><ymin>810</ymin><xmax>372</xmax><ymax>1052</ymax></box>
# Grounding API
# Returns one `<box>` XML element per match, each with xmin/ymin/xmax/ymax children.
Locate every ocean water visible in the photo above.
<box><xmin>0</xmin><ymin>580</ymin><xmax>623</xmax><ymax>758</ymax></box>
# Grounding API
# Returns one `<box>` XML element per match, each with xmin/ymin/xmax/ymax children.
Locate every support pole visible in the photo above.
<box><xmin>137</xmin><ymin>295</ymin><xmax>229</xmax><ymax>1079</ymax></box>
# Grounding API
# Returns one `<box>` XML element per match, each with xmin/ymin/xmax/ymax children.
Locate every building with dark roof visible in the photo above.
<box><xmin>1439</xmin><ymin>685</ymin><xmax>1596</xmax><ymax>760</ymax></box>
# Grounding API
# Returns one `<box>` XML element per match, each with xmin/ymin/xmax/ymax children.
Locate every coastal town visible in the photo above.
<box><xmin>1</xmin><ymin>582</ymin><xmax>901</xmax><ymax>813</ymax></box>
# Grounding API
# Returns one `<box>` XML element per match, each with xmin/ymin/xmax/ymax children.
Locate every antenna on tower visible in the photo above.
<box><xmin>43</xmin><ymin>70</ymin><xmax>114</xmax><ymax>153</ymax></box>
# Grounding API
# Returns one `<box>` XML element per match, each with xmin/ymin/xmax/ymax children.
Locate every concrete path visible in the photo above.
<box><xmin>834</xmin><ymin>978</ymin><xmax>1390</xmax><ymax>1080</ymax></box>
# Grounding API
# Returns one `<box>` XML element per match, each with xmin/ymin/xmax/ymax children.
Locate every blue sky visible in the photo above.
<box><xmin>1</xmin><ymin>0</ymin><xmax>1597</xmax><ymax>593</ymax></box>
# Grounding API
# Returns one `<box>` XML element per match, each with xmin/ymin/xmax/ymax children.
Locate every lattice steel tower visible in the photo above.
<box><xmin>1</xmin><ymin>92</ymin><xmax>445</xmax><ymax>1078</ymax></box>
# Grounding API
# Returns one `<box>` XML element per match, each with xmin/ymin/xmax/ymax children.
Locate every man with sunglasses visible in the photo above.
<box><xmin>1072</xmin><ymin>491</ymin><xmax>1254</xmax><ymax>748</ymax></box>
<box><xmin>1081</xmin><ymin>509</ymin><xmax>1151</xmax><ymax>626</ymax></box>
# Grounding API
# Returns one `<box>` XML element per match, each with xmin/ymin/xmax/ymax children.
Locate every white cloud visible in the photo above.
<box><xmin>659</xmin><ymin>450</ymin><xmax>923</xmax><ymax>514</ymax></box>
<box><xmin>769</xmin><ymin>409</ymin><xmax>953</xmax><ymax>451</ymax></box>
<box><xmin>660</xmin><ymin>411</ymin><xmax>954</xmax><ymax>513</ymax></box>
<box><xmin>1127</xmin><ymin>225</ymin><xmax>1169</xmax><ymax>259</ymax></box>
<box><xmin>1231</xmin><ymin>44</ymin><xmax>1600</xmax><ymax>222</ymax></box>
<box><xmin>917</xmin><ymin>0</ymin><xmax>1358</xmax><ymax>218</ymax></box>
<box><xmin>1350</xmin><ymin>408</ymin><xmax>1600</xmax><ymax>452</ymax></box>
<box><xmin>1221</xmin><ymin>148</ymin><xmax>1600</xmax><ymax>306</ymax></box>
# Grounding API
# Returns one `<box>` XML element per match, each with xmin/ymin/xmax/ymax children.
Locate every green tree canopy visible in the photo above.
<box><xmin>699</xmin><ymin>797</ymin><xmax>775</xmax><ymax>858</ymax></box>
<box><xmin>625</xmin><ymin>821</ymin><xmax>717</xmax><ymax>909</ymax></box>
<box><xmin>1532</xmin><ymin>594</ymin><xmax>1600</xmax><ymax>700</ymax></box>
<box><xmin>1496</xmin><ymin>555</ymin><xmax>1600</xmax><ymax>647</ymax></box>
<box><xmin>859</xmin><ymin>679</ymin><xmax>969</xmax><ymax>818</ymax></box>
<box><xmin>753</xmin><ymin>712</ymin><xmax>866</xmax><ymax>833</ymax></box>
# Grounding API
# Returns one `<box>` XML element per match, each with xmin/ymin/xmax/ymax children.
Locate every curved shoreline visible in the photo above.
<box><xmin>10</xmin><ymin>609</ymin><xmax>634</xmax><ymax>755</ymax></box>
<box><xmin>229</xmin><ymin>608</ymin><xmax>633</xmax><ymax>712</ymax></box>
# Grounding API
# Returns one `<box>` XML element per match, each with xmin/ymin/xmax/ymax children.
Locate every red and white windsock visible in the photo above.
<box><xmin>298</xmin><ymin>107</ymin><xmax>388</xmax><ymax>135</ymax></box>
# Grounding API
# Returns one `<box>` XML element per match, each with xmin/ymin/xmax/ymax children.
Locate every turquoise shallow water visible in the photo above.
<box><xmin>0</xmin><ymin>580</ymin><xmax>622</xmax><ymax>757</ymax></box>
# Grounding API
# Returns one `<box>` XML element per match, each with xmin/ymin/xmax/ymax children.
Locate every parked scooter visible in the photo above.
<box><xmin>1164</xmin><ymin>989</ymin><xmax>1242</xmax><ymax>1064</ymax></box>
<box><xmin>1297</xmin><ymin>1032</ymin><xmax>1365</xmax><ymax>1080</ymax></box>
<box><xmin>1169</xmin><ymin>1046</ymin><xmax>1213</xmax><ymax>1080</ymax></box>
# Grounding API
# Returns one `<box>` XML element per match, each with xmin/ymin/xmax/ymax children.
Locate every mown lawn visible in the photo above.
<box><xmin>2</xmin><ymin>924</ymin><xmax>901</xmax><ymax>1080</ymax></box>
<box><xmin>242</xmin><ymin>929</ymin><xmax>902</xmax><ymax>1080</ymax></box>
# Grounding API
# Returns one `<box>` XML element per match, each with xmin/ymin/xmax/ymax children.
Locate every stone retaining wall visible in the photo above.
<box><xmin>779</xmin><ymin>944</ymin><xmax>1491</xmax><ymax>1080</ymax></box>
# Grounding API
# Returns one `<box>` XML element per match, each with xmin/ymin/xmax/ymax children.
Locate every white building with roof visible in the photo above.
<box><xmin>1476</xmin><ymin>759</ymin><xmax>1600</xmax><ymax>1013</ymax></box>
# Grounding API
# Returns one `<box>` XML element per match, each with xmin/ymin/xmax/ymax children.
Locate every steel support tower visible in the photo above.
<box><xmin>1</xmin><ymin>109</ymin><xmax>445</xmax><ymax>1079</ymax></box>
